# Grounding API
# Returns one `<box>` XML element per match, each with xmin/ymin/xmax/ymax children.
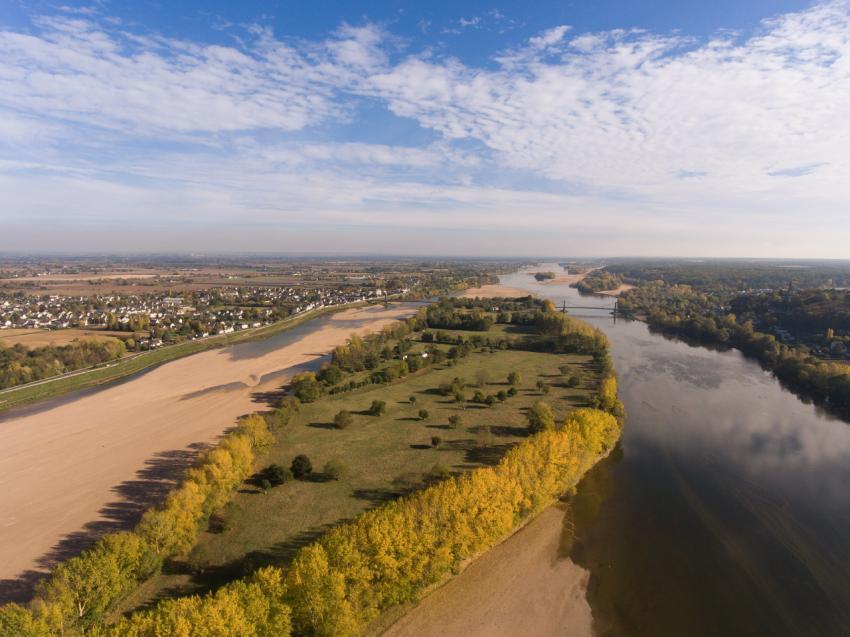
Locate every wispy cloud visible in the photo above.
<box><xmin>1</xmin><ymin>2</ymin><xmax>849</xmax><ymax>256</ymax></box>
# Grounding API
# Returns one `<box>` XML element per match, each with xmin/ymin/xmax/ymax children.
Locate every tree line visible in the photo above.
<box><xmin>80</xmin><ymin>405</ymin><xmax>620</xmax><ymax>637</ymax></box>
<box><xmin>619</xmin><ymin>282</ymin><xmax>850</xmax><ymax>418</ymax></box>
<box><xmin>0</xmin><ymin>413</ymin><xmax>279</xmax><ymax>636</ymax></box>
<box><xmin>0</xmin><ymin>338</ymin><xmax>126</xmax><ymax>390</ymax></box>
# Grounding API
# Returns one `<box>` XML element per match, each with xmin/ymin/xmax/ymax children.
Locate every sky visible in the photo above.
<box><xmin>0</xmin><ymin>0</ymin><xmax>848</xmax><ymax>257</ymax></box>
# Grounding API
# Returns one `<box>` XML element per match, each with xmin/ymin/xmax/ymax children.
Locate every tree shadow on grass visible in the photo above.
<box><xmin>307</xmin><ymin>421</ymin><xmax>338</xmax><ymax>430</ymax></box>
<box><xmin>249</xmin><ymin>389</ymin><xmax>287</xmax><ymax>405</ymax></box>
<box><xmin>463</xmin><ymin>442</ymin><xmax>515</xmax><ymax>467</ymax></box>
<box><xmin>351</xmin><ymin>487</ymin><xmax>403</xmax><ymax>506</ymax></box>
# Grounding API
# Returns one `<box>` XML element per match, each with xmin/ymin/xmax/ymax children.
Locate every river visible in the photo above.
<box><xmin>499</xmin><ymin>266</ymin><xmax>850</xmax><ymax>636</ymax></box>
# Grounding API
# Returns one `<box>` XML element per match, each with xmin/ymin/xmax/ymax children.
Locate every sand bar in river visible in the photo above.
<box><xmin>383</xmin><ymin>506</ymin><xmax>592</xmax><ymax>637</ymax></box>
<box><xmin>0</xmin><ymin>304</ymin><xmax>414</xmax><ymax>600</ymax></box>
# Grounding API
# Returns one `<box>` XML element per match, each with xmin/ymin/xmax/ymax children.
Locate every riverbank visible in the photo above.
<box><xmin>596</xmin><ymin>284</ymin><xmax>634</xmax><ymax>296</ymax></box>
<box><xmin>0</xmin><ymin>303</ymin><xmax>417</xmax><ymax>601</ymax></box>
<box><xmin>382</xmin><ymin>506</ymin><xmax>592</xmax><ymax>637</ymax></box>
<box><xmin>0</xmin><ymin>301</ymin><xmax>391</xmax><ymax>415</ymax></box>
<box><xmin>460</xmin><ymin>283</ymin><xmax>535</xmax><ymax>298</ymax></box>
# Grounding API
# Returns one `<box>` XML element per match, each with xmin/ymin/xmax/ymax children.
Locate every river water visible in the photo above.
<box><xmin>500</xmin><ymin>267</ymin><xmax>850</xmax><ymax>637</ymax></box>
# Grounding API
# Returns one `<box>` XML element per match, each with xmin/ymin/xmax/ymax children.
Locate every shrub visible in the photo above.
<box><xmin>317</xmin><ymin>363</ymin><xmax>344</xmax><ymax>385</ymax></box>
<box><xmin>266</xmin><ymin>464</ymin><xmax>292</xmax><ymax>486</ymax></box>
<box><xmin>369</xmin><ymin>400</ymin><xmax>387</xmax><ymax>416</ymax></box>
<box><xmin>497</xmin><ymin>390</ymin><xmax>508</xmax><ymax>402</ymax></box>
<box><xmin>526</xmin><ymin>401</ymin><xmax>555</xmax><ymax>433</ymax></box>
<box><xmin>291</xmin><ymin>372</ymin><xmax>322</xmax><ymax>403</ymax></box>
<box><xmin>507</xmin><ymin>371</ymin><xmax>521</xmax><ymax>386</ymax></box>
<box><xmin>566</xmin><ymin>371</ymin><xmax>582</xmax><ymax>388</ymax></box>
<box><xmin>484</xmin><ymin>395</ymin><xmax>496</xmax><ymax>407</ymax></box>
<box><xmin>324</xmin><ymin>460</ymin><xmax>347</xmax><ymax>481</ymax></box>
<box><xmin>418</xmin><ymin>409</ymin><xmax>430</xmax><ymax>421</ymax></box>
<box><xmin>431</xmin><ymin>436</ymin><xmax>442</xmax><ymax>447</ymax></box>
<box><xmin>334</xmin><ymin>410</ymin><xmax>354</xmax><ymax>429</ymax></box>
<box><xmin>291</xmin><ymin>455</ymin><xmax>313</xmax><ymax>480</ymax></box>
<box><xmin>507</xmin><ymin>386</ymin><xmax>518</xmax><ymax>397</ymax></box>
<box><xmin>448</xmin><ymin>415</ymin><xmax>462</xmax><ymax>429</ymax></box>
<box><xmin>409</xmin><ymin>395</ymin><xmax>417</xmax><ymax>405</ymax></box>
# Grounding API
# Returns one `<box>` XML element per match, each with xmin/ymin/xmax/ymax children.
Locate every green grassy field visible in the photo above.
<box><xmin>122</xmin><ymin>336</ymin><xmax>598</xmax><ymax>611</ymax></box>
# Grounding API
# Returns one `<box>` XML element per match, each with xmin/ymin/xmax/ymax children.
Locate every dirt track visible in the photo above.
<box><xmin>0</xmin><ymin>305</ymin><xmax>414</xmax><ymax>600</ymax></box>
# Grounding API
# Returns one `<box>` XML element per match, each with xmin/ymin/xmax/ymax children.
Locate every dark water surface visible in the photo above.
<box><xmin>501</xmin><ymin>267</ymin><xmax>850</xmax><ymax>637</ymax></box>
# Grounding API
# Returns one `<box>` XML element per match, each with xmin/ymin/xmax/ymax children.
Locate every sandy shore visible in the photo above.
<box><xmin>383</xmin><ymin>506</ymin><xmax>592</xmax><ymax>637</ymax></box>
<box><xmin>460</xmin><ymin>284</ymin><xmax>535</xmax><ymax>298</ymax></box>
<box><xmin>0</xmin><ymin>304</ymin><xmax>414</xmax><ymax>599</ymax></box>
<box><xmin>596</xmin><ymin>284</ymin><xmax>634</xmax><ymax>296</ymax></box>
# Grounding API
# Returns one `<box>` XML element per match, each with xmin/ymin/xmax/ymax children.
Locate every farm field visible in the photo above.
<box><xmin>121</xmin><ymin>327</ymin><xmax>598</xmax><ymax>612</ymax></box>
<box><xmin>0</xmin><ymin>328</ymin><xmax>131</xmax><ymax>349</ymax></box>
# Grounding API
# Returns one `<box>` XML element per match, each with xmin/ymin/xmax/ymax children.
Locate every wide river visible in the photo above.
<box><xmin>501</xmin><ymin>266</ymin><xmax>850</xmax><ymax>636</ymax></box>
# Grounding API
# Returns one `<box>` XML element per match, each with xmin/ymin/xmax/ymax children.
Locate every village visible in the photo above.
<box><xmin>0</xmin><ymin>283</ymin><xmax>401</xmax><ymax>351</ymax></box>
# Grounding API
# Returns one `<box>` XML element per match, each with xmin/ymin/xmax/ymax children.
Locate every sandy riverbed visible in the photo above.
<box><xmin>383</xmin><ymin>506</ymin><xmax>592</xmax><ymax>637</ymax></box>
<box><xmin>0</xmin><ymin>304</ymin><xmax>414</xmax><ymax>599</ymax></box>
<box><xmin>596</xmin><ymin>284</ymin><xmax>634</xmax><ymax>296</ymax></box>
<box><xmin>460</xmin><ymin>284</ymin><xmax>535</xmax><ymax>298</ymax></box>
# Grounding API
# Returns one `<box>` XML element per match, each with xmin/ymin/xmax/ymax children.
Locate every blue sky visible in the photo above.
<box><xmin>0</xmin><ymin>0</ymin><xmax>847</xmax><ymax>256</ymax></box>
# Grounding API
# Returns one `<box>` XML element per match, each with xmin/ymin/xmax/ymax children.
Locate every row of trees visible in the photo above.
<box><xmin>0</xmin><ymin>338</ymin><xmax>126</xmax><ymax>389</ymax></box>
<box><xmin>531</xmin><ymin>301</ymin><xmax>611</xmax><ymax>356</ymax></box>
<box><xmin>96</xmin><ymin>407</ymin><xmax>621</xmax><ymax>637</ymax></box>
<box><xmin>423</xmin><ymin>301</ymin><xmax>494</xmax><ymax>331</ymax></box>
<box><xmin>0</xmin><ymin>414</ymin><xmax>275</xmax><ymax>635</ymax></box>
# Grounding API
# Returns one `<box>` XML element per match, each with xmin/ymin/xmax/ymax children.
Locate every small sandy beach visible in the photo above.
<box><xmin>383</xmin><ymin>506</ymin><xmax>593</xmax><ymax>637</ymax></box>
<box><xmin>596</xmin><ymin>284</ymin><xmax>634</xmax><ymax>296</ymax></box>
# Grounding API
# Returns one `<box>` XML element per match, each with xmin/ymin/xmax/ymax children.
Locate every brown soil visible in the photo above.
<box><xmin>382</xmin><ymin>506</ymin><xmax>592</xmax><ymax>637</ymax></box>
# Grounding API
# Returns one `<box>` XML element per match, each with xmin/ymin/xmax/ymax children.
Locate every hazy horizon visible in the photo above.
<box><xmin>2</xmin><ymin>0</ymin><xmax>848</xmax><ymax>257</ymax></box>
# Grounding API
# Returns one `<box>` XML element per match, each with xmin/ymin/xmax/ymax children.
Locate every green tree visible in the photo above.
<box><xmin>418</xmin><ymin>409</ymin><xmax>430</xmax><ymax>421</ymax></box>
<box><xmin>265</xmin><ymin>464</ymin><xmax>291</xmax><ymax>486</ymax></box>
<box><xmin>291</xmin><ymin>455</ymin><xmax>313</xmax><ymax>480</ymax></box>
<box><xmin>369</xmin><ymin>400</ymin><xmax>387</xmax><ymax>416</ymax></box>
<box><xmin>448</xmin><ymin>415</ymin><xmax>462</xmax><ymax>429</ymax></box>
<box><xmin>507</xmin><ymin>371</ymin><xmax>521</xmax><ymax>386</ymax></box>
<box><xmin>526</xmin><ymin>401</ymin><xmax>555</xmax><ymax>433</ymax></box>
<box><xmin>333</xmin><ymin>410</ymin><xmax>354</xmax><ymax>429</ymax></box>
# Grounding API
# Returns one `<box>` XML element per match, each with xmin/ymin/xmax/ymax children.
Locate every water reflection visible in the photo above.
<box><xmin>501</xmin><ymin>266</ymin><xmax>850</xmax><ymax>636</ymax></box>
